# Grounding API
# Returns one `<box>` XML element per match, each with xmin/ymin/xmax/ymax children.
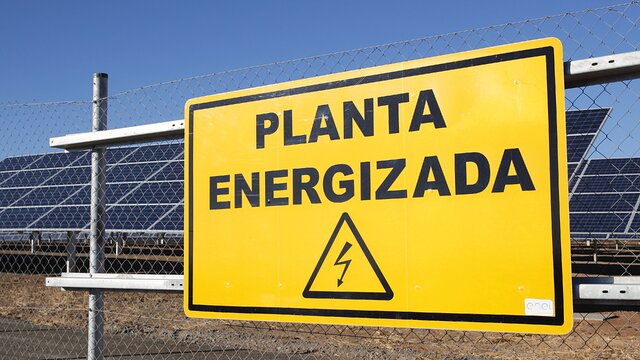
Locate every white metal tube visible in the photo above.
<box><xmin>88</xmin><ymin>72</ymin><xmax>108</xmax><ymax>360</ymax></box>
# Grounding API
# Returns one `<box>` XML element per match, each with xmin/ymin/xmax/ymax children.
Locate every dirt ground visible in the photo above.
<box><xmin>1</xmin><ymin>273</ymin><xmax>639</xmax><ymax>359</ymax></box>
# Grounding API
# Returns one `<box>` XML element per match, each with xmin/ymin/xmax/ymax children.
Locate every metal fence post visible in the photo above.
<box><xmin>89</xmin><ymin>72</ymin><xmax>108</xmax><ymax>360</ymax></box>
<box><xmin>66</xmin><ymin>230</ymin><xmax>77</xmax><ymax>273</ymax></box>
<box><xmin>29</xmin><ymin>232</ymin><xmax>35</xmax><ymax>254</ymax></box>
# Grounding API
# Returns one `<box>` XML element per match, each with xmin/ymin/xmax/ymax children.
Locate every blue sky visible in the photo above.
<box><xmin>0</xmin><ymin>1</ymin><xmax>613</xmax><ymax>103</ymax></box>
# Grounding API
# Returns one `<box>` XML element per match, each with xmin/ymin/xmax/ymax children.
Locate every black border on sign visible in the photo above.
<box><xmin>187</xmin><ymin>45</ymin><xmax>566</xmax><ymax>327</ymax></box>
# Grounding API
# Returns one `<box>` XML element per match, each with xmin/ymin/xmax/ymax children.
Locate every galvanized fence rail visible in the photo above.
<box><xmin>1</xmin><ymin>2</ymin><xmax>640</xmax><ymax>359</ymax></box>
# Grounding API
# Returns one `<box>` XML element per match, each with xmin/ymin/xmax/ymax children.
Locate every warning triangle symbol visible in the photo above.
<box><xmin>303</xmin><ymin>212</ymin><xmax>393</xmax><ymax>300</ymax></box>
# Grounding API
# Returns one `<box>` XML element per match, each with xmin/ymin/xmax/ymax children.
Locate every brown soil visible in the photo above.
<box><xmin>1</xmin><ymin>273</ymin><xmax>639</xmax><ymax>359</ymax></box>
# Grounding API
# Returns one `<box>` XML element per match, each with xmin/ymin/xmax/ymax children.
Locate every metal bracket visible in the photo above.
<box><xmin>564</xmin><ymin>51</ymin><xmax>640</xmax><ymax>88</ymax></box>
<box><xmin>573</xmin><ymin>276</ymin><xmax>640</xmax><ymax>312</ymax></box>
<box><xmin>46</xmin><ymin>274</ymin><xmax>640</xmax><ymax>307</ymax></box>
<box><xmin>50</xmin><ymin>119</ymin><xmax>184</xmax><ymax>151</ymax></box>
<box><xmin>573</xmin><ymin>276</ymin><xmax>640</xmax><ymax>304</ymax></box>
<box><xmin>45</xmin><ymin>273</ymin><xmax>184</xmax><ymax>292</ymax></box>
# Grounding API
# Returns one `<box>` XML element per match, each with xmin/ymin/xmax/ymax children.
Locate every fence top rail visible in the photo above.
<box><xmin>48</xmin><ymin>51</ymin><xmax>640</xmax><ymax>152</ymax></box>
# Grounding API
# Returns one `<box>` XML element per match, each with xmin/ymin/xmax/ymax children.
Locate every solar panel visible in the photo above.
<box><xmin>0</xmin><ymin>154</ymin><xmax>44</xmax><ymax>172</ymax></box>
<box><xmin>567</xmin><ymin>135</ymin><xmax>595</xmax><ymax>163</ymax></box>
<box><xmin>26</xmin><ymin>152</ymin><xmax>89</xmax><ymax>170</ymax></box>
<box><xmin>107</xmin><ymin>163</ymin><xmax>163</xmax><ymax>182</ymax></box>
<box><xmin>570</xmin><ymin>212</ymin><xmax>630</xmax><ymax>233</ymax></box>
<box><xmin>105</xmin><ymin>147</ymin><xmax>139</xmax><ymax>164</ymax></box>
<box><xmin>1</xmin><ymin>169</ymin><xmax>57</xmax><ymax>188</ymax></box>
<box><xmin>148</xmin><ymin>162</ymin><xmax>183</xmax><ymax>181</ymax></box>
<box><xmin>575</xmin><ymin>174</ymin><xmax>640</xmax><ymax>193</ymax></box>
<box><xmin>565</xmin><ymin>108</ymin><xmax>610</xmax><ymax>135</ymax></box>
<box><xmin>106</xmin><ymin>183</ymin><xmax>140</xmax><ymax>202</ymax></box>
<box><xmin>127</xmin><ymin>144</ymin><xmax>183</xmax><ymax>162</ymax></box>
<box><xmin>565</xmin><ymin>108</ymin><xmax>610</xmax><ymax>181</ymax></box>
<box><xmin>0</xmin><ymin>109</ymin><xmax>615</xmax><ymax>235</ymax></box>
<box><xmin>43</xmin><ymin>167</ymin><xmax>91</xmax><ymax>186</ymax></box>
<box><xmin>106</xmin><ymin>205</ymin><xmax>174</xmax><ymax>230</ymax></box>
<box><xmin>567</xmin><ymin>152</ymin><xmax>640</xmax><ymax>236</ymax></box>
<box><xmin>118</xmin><ymin>182</ymin><xmax>182</xmax><ymax>204</ymax></box>
<box><xmin>0</xmin><ymin>188</ymin><xmax>30</xmax><ymax>207</ymax></box>
<box><xmin>0</xmin><ymin>207</ymin><xmax>50</xmax><ymax>229</ymax></box>
<box><xmin>31</xmin><ymin>206</ymin><xmax>89</xmax><ymax>229</ymax></box>
<box><xmin>150</xmin><ymin>206</ymin><xmax>183</xmax><ymax>231</ymax></box>
<box><xmin>583</xmin><ymin>158</ymin><xmax>640</xmax><ymax>175</ymax></box>
<box><xmin>627</xmin><ymin>215</ymin><xmax>640</xmax><ymax>232</ymax></box>
<box><xmin>0</xmin><ymin>142</ymin><xmax>182</xmax><ymax>232</ymax></box>
<box><xmin>569</xmin><ymin>193</ymin><xmax>639</xmax><ymax>212</ymax></box>
<box><xmin>14</xmin><ymin>186</ymin><xmax>84</xmax><ymax>207</ymax></box>
<box><xmin>61</xmin><ymin>187</ymin><xmax>89</xmax><ymax>205</ymax></box>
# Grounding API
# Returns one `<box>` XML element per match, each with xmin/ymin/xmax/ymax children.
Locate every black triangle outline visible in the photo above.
<box><xmin>303</xmin><ymin>212</ymin><xmax>394</xmax><ymax>300</ymax></box>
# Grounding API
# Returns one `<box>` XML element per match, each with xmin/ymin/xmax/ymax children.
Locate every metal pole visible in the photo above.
<box><xmin>66</xmin><ymin>231</ymin><xmax>78</xmax><ymax>273</ymax></box>
<box><xmin>88</xmin><ymin>72</ymin><xmax>108</xmax><ymax>360</ymax></box>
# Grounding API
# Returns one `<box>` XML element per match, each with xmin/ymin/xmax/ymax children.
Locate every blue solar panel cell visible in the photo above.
<box><xmin>565</xmin><ymin>108</ymin><xmax>609</xmax><ymax>135</ymax></box>
<box><xmin>125</xmin><ymin>143</ymin><xmax>182</xmax><ymax>163</ymax></box>
<box><xmin>43</xmin><ymin>167</ymin><xmax>91</xmax><ymax>186</ymax></box>
<box><xmin>0</xmin><ymin>169</ymin><xmax>57</xmax><ymax>188</ymax></box>
<box><xmin>570</xmin><ymin>193</ymin><xmax>639</xmax><ymax>212</ymax></box>
<box><xmin>26</xmin><ymin>152</ymin><xmax>89</xmax><ymax>170</ymax></box>
<box><xmin>106</xmin><ymin>205</ymin><xmax>173</xmax><ymax>230</ymax></box>
<box><xmin>105</xmin><ymin>183</ymin><xmax>138</xmax><ymax>203</ymax></box>
<box><xmin>151</xmin><ymin>206</ymin><xmax>183</xmax><ymax>231</ymax></box>
<box><xmin>570</xmin><ymin>212</ymin><xmax>630</xmax><ymax>233</ymax></box>
<box><xmin>106</xmin><ymin>147</ymin><xmax>139</xmax><ymax>164</ymax></box>
<box><xmin>31</xmin><ymin>206</ymin><xmax>89</xmax><ymax>229</ymax></box>
<box><xmin>107</xmin><ymin>163</ymin><xmax>165</xmax><ymax>182</ymax></box>
<box><xmin>575</xmin><ymin>175</ymin><xmax>640</xmax><ymax>193</ymax></box>
<box><xmin>566</xmin><ymin>135</ymin><xmax>594</xmax><ymax>163</ymax></box>
<box><xmin>147</xmin><ymin>162</ymin><xmax>183</xmax><ymax>181</ymax></box>
<box><xmin>0</xmin><ymin>188</ymin><xmax>31</xmax><ymax>207</ymax></box>
<box><xmin>0</xmin><ymin>172</ymin><xmax>12</xmax><ymax>186</ymax></box>
<box><xmin>62</xmin><ymin>187</ymin><xmax>89</xmax><ymax>205</ymax></box>
<box><xmin>14</xmin><ymin>186</ymin><xmax>83</xmax><ymax>207</ymax></box>
<box><xmin>583</xmin><ymin>158</ymin><xmax>640</xmax><ymax>175</ymax></box>
<box><xmin>0</xmin><ymin>155</ymin><xmax>44</xmax><ymax>172</ymax></box>
<box><xmin>61</xmin><ymin>183</ymin><xmax>140</xmax><ymax>205</ymax></box>
<box><xmin>0</xmin><ymin>207</ymin><xmax>50</xmax><ymax>229</ymax></box>
<box><xmin>626</xmin><ymin>215</ymin><xmax>640</xmax><ymax>233</ymax></box>
<box><xmin>118</xmin><ymin>181</ymin><xmax>182</xmax><ymax>204</ymax></box>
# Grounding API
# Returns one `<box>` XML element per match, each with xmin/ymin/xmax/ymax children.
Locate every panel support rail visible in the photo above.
<box><xmin>45</xmin><ymin>274</ymin><xmax>640</xmax><ymax>309</ymax></box>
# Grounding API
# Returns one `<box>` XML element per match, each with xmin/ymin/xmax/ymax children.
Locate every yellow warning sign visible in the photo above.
<box><xmin>184</xmin><ymin>38</ymin><xmax>573</xmax><ymax>334</ymax></box>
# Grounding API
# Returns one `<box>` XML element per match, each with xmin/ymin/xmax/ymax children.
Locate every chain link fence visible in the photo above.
<box><xmin>1</xmin><ymin>1</ymin><xmax>640</xmax><ymax>358</ymax></box>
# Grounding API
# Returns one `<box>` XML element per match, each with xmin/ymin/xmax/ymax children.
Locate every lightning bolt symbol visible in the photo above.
<box><xmin>334</xmin><ymin>242</ymin><xmax>352</xmax><ymax>287</ymax></box>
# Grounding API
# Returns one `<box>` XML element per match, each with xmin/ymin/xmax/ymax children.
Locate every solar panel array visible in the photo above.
<box><xmin>565</xmin><ymin>108</ymin><xmax>610</xmax><ymax>179</ymax></box>
<box><xmin>0</xmin><ymin>144</ymin><xmax>183</xmax><ymax>233</ymax></box>
<box><xmin>570</xmin><ymin>157</ymin><xmax>640</xmax><ymax>237</ymax></box>
<box><xmin>0</xmin><ymin>108</ymin><xmax>620</xmax><ymax>236</ymax></box>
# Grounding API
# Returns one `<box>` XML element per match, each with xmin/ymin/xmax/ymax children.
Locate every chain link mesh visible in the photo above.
<box><xmin>1</xmin><ymin>1</ymin><xmax>640</xmax><ymax>358</ymax></box>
